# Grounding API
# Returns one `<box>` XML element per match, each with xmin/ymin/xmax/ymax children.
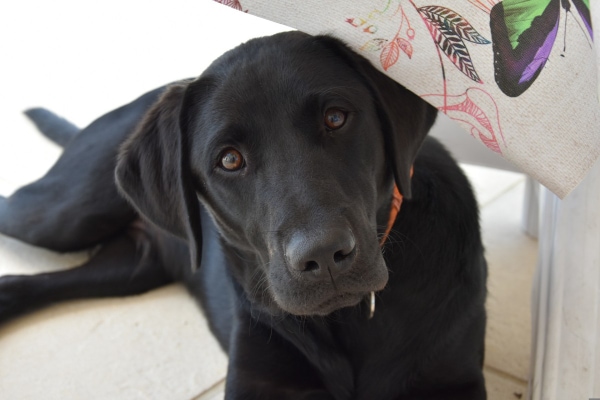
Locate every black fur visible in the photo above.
<box><xmin>0</xmin><ymin>32</ymin><xmax>487</xmax><ymax>399</ymax></box>
<box><xmin>24</xmin><ymin>108</ymin><xmax>80</xmax><ymax>147</ymax></box>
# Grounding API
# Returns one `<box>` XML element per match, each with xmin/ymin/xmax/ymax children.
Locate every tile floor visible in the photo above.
<box><xmin>464</xmin><ymin>165</ymin><xmax>537</xmax><ymax>400</ymax></box>
<box><xmin>0</xmin><ymin>2</ymin><xmax>538</xmax><ymax>398</ymax></box>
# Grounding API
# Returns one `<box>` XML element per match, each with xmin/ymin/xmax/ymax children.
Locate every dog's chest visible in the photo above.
<box><xmin>325</xmin><ymin>311</ymin><xmax>419</xmax><ymax>398</ymax></box>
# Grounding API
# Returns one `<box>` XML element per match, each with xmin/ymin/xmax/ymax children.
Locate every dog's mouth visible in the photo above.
<box><xmin>310</xmin><ymin>291</ymin><xmax>369</xmax><ymax>316</ymax></box>
<box><xmin>265</xmin><ymin>256</ymin><xmax>389</xmax><ymax>317</ymax></box>
<box><xmin>240</xmin><ymin>218</ymin><xmax>390</xmax><ymax>316</ymax></box>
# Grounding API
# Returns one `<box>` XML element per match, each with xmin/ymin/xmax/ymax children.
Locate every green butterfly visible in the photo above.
<box><xmin>490</xmin><ymin>0</ymin><xmax>592</xmax><ymax>97</ymax></box>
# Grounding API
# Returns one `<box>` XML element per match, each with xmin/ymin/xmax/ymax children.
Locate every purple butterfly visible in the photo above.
<box><xmin>490</xmin><ymin>0</ymin><xmax>592</xmax><ymax>97</ymax></box>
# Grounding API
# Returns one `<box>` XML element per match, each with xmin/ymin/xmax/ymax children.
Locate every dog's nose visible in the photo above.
<box><xmin>285</xmin><ymin>229</ymin><xmax>356</xmax><ymax>281</ymax></box>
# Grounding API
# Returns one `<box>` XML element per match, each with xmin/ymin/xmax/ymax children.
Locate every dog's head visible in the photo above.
<box><xmin>116</xmin><ymin>32</ymin><xmax>436</xmax><ymax>316</ymax></box>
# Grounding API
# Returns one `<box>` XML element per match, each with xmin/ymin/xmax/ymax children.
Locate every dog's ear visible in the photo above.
<box><xmin>115</xmin><ymin>81</ymin><xmax>203</xmax><ymax>271</ymax></box>
<box><xmin>359</xmin><ymin>65</ymin><xmax>438</xmax><ymax>199</ymax></box>
<box><xmin>316</xmin><ymin>36</ymin><xmax>438</xmax><ymax>198</ymax></box>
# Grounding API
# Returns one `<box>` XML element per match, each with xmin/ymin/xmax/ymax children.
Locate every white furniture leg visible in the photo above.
<box><xmin>529</xmin><ymin>159</ymin><xmax>600</xmax><ymax>399</ymax></box>
<box><xmin>530</xmin><ymin>5</ymin><xmax>600</xmax><ymax>398</ymax></box>
<box><xmin>521</xmin><ymin>176</ymin><xmax>539</xmax><ymax>239</ymax></box>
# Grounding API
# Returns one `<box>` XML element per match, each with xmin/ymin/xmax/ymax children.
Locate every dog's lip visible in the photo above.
<box><xmin>310</xmin><ymin>291</ymin><xmax>368</xmax><ymax>316</ymax></box>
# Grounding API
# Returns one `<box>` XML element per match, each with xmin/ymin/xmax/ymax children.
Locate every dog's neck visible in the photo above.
<box><xmin>369</xmin><ymin>169</ymin><xmax>412</xmax><ymax>319</ymax></box>
<box><xmin>379</xmin><ymin>167</ymin><xmax>413</xmax><ymax>247</ymax></box>
<box><xmin>378</xmin><ymin>183</ymin><xmax>404</xmax><ymax>247</ymax></box>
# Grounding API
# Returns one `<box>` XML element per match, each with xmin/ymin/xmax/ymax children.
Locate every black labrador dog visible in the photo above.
<box><xmin>0</xmin><ymin>32</ymin><xmax>487</xmax><ymax>399</ymax></box>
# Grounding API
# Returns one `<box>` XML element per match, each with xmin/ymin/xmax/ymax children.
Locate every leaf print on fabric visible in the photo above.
<box><xmin>381</xmin><ymin>40</ymin><xmax>401</xmax><ymax>70</ymax></box>
<box><xmin>214</xmin><ymin>0</ymin><xmax>245</xmax><ymax>12</ymax></box>
<box><xmin>419</xmin><ymin>6</ymin><xmax>491</xmax><ymax>44</ymax></box>
<box><xmin>348</xmin><ymin>1</ymin><xmax>415</xmax><ymax>71</ymax></box>
<box><xmin>360</xmin><ymin>38</ymin><xmax>389</xmax><ymax>52</ymax></box>
<box><xmin>397</xmin><ymin>38</ymin><xmax>414</xmax><ymax>58</ymax></box>
<box><xmin>378</xmin><ymin>37</ymin><xmax>413</xmax><ymax>70</ymax></box>
<box><xmin>423</xmin><ymin>88</ymin><xmax>505</xmax><ymax>154</ymax></box>
<box><xmin>417</xmin><ymin>6</ymin><xmax>489</xmax><ymax>83</ymax></box>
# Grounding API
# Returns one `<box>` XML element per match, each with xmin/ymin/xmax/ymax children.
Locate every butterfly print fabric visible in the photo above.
<box><xmin>215</xmin><ymin>0</ymin><xmax>599</xmax><ymax>198</ymax></box>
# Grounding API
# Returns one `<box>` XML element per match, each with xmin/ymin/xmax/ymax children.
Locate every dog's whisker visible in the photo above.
<box><xmin>252</xmin><ymin>272</ymin><xmax>271</xmax><ymax>301</ymax></box>
<box><xmin>384</xmin><ymin>230</ymin><xmax>425</xmax><ymax>263</ymax></box>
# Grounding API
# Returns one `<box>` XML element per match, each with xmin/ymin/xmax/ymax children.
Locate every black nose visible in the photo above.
<box><xmin>285</xmin><ymin>228</ymin><xmax>356</xmax><ymax>281</ymax></box>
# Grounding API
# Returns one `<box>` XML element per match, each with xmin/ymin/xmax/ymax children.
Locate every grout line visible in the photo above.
<box><xmin>479</xmin><ymin>177</ymin><xmax>526</xmax><ymax>209</ymax></box>
<box><xmin>191</xmin><ymin>379</ymin><xmax>226</xmax><ymax>400</ymax></box>
<box><xmin>483</xmin><ymin>365</ymin><xmax>529</xmax><ymax>386</ymax></box>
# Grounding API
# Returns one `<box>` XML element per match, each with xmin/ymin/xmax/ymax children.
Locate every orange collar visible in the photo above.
<box><xmin>379</xmin><ymin>184</ymin><xmax>403</xmax><ymax>247</ymax></box>
<box><xmin>379</xmin><ymin>166</ymin><xmax>413</xmax><ymax>247</ymax></box>
<box><xmin>369</xmin><ymin>170</ymin><xmax>410</xmax><ymax>319</ymax></box>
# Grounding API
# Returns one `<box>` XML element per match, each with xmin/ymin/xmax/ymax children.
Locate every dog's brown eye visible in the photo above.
<box><xmin>219</xmin><ymin>148</ymin><xmax>244</xmax><ymax>171</ymax></box>
<box><xmin>324</xmin><ymin>108</ymin><xmax>347</xmax><ymax>130</ymax></box>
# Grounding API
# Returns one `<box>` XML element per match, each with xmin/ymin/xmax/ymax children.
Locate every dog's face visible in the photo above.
<box><xmin>116</xmin><ymin>32</ymin><xmax>436</xmax><ymax>316</ymax></box>
<box><xmin>184</xmin><ymin>37</ymin><xmax>391</xmax><ymax>316</ymax></box>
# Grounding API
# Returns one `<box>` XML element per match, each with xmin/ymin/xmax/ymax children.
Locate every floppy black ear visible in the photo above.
<box><xmin>359</xmin><ymin>65</ymin><xmax>438</xmax><ymax>199</ymax></box>
<box><xmin>315</xmin><ymin>36</ymin><xmax>438</xmax><ymax>198</ymax></box>
<box><xmin>115</xmin><ymin>81</ymin><xmax>203</xmax><ymax>270</ymax></box>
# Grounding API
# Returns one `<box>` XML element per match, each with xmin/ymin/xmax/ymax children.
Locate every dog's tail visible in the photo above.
<box><xmin>24</xmin><ymin>108</ymin><xmax>80</xmax><ymax>147</ymax></box>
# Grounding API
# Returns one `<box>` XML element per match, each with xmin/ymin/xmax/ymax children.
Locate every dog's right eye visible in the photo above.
<box><xmin>219</xmin><ymin>148</ymin><xmax>245</xmax><ymax>171</ymax></box>
<box><xmin>324</xmin><ymin>108</ymin><xmax>347</xmax><ymax>130</ymax></box>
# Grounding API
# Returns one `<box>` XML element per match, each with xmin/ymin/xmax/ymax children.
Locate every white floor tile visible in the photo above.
<box><xmin>484</xmin><ymin>367</ymin><xmax>528</xmax><ymax>400</ymax></box>
<box><xmin>0</xmin><ymin>285</ymin><xmax>228</xmax><ymax>400</ymax></box>
<box><xmin>461</xmin><ymin>164</ymin><xmax>525</xmax><ymax>208</ymax></box>
<box><xmin>477</xmin><ymin>181</ymin><xmax>537</xmax><ymax>384</ymax></box>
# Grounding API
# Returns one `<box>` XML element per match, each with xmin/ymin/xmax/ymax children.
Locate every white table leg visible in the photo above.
<box><xmin>529</xmin><ymin>160</ymin><xmax>600</xmax><ymax>399</ymax></box>
<box><xmin>522</xmin><ymin>176</ymin><xmax>540</xmax><ymax>239</ymax></box>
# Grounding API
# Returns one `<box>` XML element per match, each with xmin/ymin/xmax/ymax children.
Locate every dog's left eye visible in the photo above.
<box><xmin>219</xmin><ymin>148</ymin><xmax>245</xmax><ymax>171</ymax></box>
<box><xmin>324</xmin><ymin>108</ymin><xmax>347</xmax><ymax>130</ymax></box>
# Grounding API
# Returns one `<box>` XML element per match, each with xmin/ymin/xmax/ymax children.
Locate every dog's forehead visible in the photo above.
<box><xmin>205</xmin><ymin>34</ymin><xmax>371</xmax><ymax>115</ymax></box>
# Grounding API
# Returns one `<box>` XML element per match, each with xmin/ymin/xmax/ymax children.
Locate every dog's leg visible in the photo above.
<box><xmin>224</xmin><ymin>315</ymin><xmax>336</xmax><ymax>400</ymax></box>
<box><xmin>0</xmin><ymin>87</ymin><xmax>165</xmax><ymax>252</ymax></box>
<box><xmin>0</xmin><ymin>225</ymin><xmax>173</xmax><ymax>324</ymax></box>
